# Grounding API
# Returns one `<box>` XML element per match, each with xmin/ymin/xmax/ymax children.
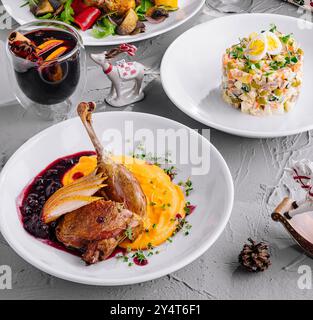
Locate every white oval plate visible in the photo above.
<box><xmin>0</xmin><ymin>112</ymin><xmax>233</xmax><ymax>286</ymax></box>
<box><xmin>2</xmin><ymin>0</ymin><xmax>205</xmax><ymax>46</ymax></box>
<box><xmin>161</xmin><ymin>14</ymin><xmax>313</xmax><ymax>138</ymax></box>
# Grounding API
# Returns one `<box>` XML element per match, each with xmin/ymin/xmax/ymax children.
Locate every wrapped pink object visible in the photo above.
<box><xmin>284</xmin><ymin>0</ymin><xmax>313</xmax><ymax>11</ymax></box>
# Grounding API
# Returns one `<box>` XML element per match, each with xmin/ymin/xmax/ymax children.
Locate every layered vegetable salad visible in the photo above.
<box><xmin>222</xmin><ymin>25</ymin><xmax>304</xmax><ymax>116</ymax></box>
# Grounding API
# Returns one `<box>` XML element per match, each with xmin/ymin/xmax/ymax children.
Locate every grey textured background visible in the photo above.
<box><xmin>1</xmin><ymin>0</ymin><xmax>313</xmax><ymax>300</ymax></box>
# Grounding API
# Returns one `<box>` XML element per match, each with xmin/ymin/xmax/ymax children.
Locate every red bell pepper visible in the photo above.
<box><xmin>74</xmin><ymin>7</ymin><xmax>101</xmax><ymax>31</ymax></box>
<box><xmin>71</xmin><ymin>0</ymin><xmax>89</xmax><ymax>15</ymax></box>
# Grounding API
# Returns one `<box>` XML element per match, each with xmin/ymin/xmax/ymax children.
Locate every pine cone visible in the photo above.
<box><xmin>238</xmin><ymin>238</ymin><xmax>271</xmax><ymax>272</ymax></box>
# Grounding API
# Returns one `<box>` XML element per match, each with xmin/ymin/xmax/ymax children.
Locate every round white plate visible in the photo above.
<box><xmin>0</xmin><ymin>112</ymin><xmax>233</xmax><ymax>286</ymax></box>
<box><xmin>2</xmin><ymin>0</ymin><xmax>205</xmax><ymax>46</ymax></box>
<box><xmin>161</xmin><ymin>14</ymin><xmax>313</xmax><ymax>138</ymax></box>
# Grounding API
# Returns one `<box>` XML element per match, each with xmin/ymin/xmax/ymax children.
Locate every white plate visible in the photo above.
<box><xmin>161</xmin><ymin>14</ymin><xmax>313</xmax><ymax>138</ymax></box>
<box><xmin>0</xmin><ymin>112</ymin><xmax>233</xmax><ymax>286</ymax></box>
<box><xmin>2</xmin><ymin>0</ymin><xmax>205</xmax><ymax>46</ymax></box>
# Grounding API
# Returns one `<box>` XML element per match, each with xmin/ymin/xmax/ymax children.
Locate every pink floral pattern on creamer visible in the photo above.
<box><xmin>117</xmin><ymin>62</ymin><xmax>139</xmax><ymax>80</ymax></box>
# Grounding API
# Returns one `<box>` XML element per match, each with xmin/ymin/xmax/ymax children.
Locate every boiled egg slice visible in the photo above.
<box><xmin>266</xmin><ymin>32</ymin><xmax>282</xmax><ymax>55</ymax></box>
<box><xmin>245</xmin><ymin>33</ymin><xmax>267</xmax><ymax>61</ymax></box>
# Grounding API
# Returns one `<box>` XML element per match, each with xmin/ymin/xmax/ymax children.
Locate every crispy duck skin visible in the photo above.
<box><xmin>77</xmin><ymin>102</ymin><xmax>147</xmax><ymax>217</ymax></box>
<box><xmin>56</xmin><ymin>200</ymin><xmax>143</xmax><ymax>264</ymax></box>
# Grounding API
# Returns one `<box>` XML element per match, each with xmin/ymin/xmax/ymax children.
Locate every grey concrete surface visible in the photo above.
<box><xmin>1</xmin><ymin>0</ymin><xmax>313</xmax><ymax>300</ymax></box>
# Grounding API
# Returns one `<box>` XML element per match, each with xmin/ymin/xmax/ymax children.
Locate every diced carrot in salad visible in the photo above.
<box><xmin>222</xmin><ymin>25</ymin><xmax>304</xmax><ymax>116</ymax></box>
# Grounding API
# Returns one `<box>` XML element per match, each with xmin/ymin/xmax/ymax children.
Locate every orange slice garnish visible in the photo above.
<box><xmin>36</xmin><ymin>39</ymin><xmax>64</xmax><ymax>55</ymax></box>
<box><xmin>45</xmin><ymin>46</ymin><xmax>68</xmax><ymax>61</ymax></box>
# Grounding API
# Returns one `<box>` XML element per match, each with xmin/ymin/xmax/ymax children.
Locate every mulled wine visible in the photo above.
<box><xmin>9</xmin><ymin>29</ymin><xmax>80</xmax><ymax>105</ymax></box>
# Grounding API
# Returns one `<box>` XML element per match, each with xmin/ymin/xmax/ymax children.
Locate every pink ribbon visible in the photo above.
<box><xmin>119</xmin><ymin>44</ymin><xmax>137</xmax><ymax>57</ymax></box>
<box><xmin>293</xmin><ymin>168</ymin><xmax>313</xmax><ymax>197</ymax></box>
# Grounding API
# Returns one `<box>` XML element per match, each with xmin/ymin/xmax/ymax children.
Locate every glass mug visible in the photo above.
<box><xmin>6</xmin><ymin>20</ymin><xmax>87</xmax><ymax>121</ymax></box>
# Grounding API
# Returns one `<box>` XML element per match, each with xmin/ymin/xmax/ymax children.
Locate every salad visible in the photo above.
<box><xmin>222</xmin><ymin>25</ymin><xmax>304</xmax><ymax>116</ymax></box>
<box><xmin>22</xmin><ymin>0</ymin><xmax>179</xmax><ymax>38</ymax></box>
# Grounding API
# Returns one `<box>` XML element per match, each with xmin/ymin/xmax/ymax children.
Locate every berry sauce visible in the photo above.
<box><xmin>17</xmin><ymin>151</ymin><xmax>95</xmax><ymax>250</ymax></box>
<box><xmin>133</xmin><ymin>257</ymin><xmax>148</xmax><ymax>266</ymax></box>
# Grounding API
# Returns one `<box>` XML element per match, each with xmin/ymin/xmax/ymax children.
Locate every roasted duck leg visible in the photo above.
<box><xmin>56</xmin><ymin>200</ymin><xmax>143</xmax><ymax>264</ymax></box>
<box><xmin>77</xmin><ymin>102</ymin><xmax>147</xmax><ymax>217</ymax></box>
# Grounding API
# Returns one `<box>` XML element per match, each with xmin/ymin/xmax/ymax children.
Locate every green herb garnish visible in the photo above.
<box><xmin>132</xmin><ymin>250</ymin><xmax>147</xmax><ymax>263</ymax></box>
<box><xmin>291</xmin><ymin>56</ymin><xmax>298</xmax><ymax>64</ymax></box>
<box><xmin>164</xmin><ymin>166</ymin><xmax>177</xmax><ymax>180</ymax></box>
<box><xmin>269</xmin><ymin>24</ymin><xmax>277</xmax><ymax>33</ymax></box>
<box><xmin>280</xmin><ymin>34</ymin><xmax>292</xmax><ymax>44</ymax></box>
<box><xmin>230</xmin><ymin>46</ymin><xmax>244</xmax><ymax>59</ymax></box>
<box><xmin>241</xmin><ymin>84</ymin><xmax>250</xmax><ymax>93</ymax></box>
<box><xmin>268</xmin><ymin>95</ymin><xmax>279</xmax><ymax>102</ymax></box>
<box><xmin>179</xmin><ymin>178</ymin><xmax>193</xmax><ymax>196</ymax></box>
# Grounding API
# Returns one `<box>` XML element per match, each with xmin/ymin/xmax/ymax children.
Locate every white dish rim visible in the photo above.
<box><xmin>3</xmin><ymin>0</ymin><xmax>206</xmax><ymax>46</ymax></box>
<box><xmin>0</xmin><ymin>111</ymin><xmax>234</xmax><ymax>286</ymax></box>
<box><xmin>161</xmin><ymin>13</ymin><xmax>313</xmax><ymax>139</ymax></box>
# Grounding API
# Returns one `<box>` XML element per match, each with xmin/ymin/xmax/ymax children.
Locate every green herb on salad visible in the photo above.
<box><xmin>92</xmin><ymin>16</ymin><xmax>116</xmax><ymax>39</ymax></box>
<box><xmin>280</xmin><ymin>34</ymin><xmax>292</xmax><ymax>44</ymax></box>
<box><xmin>229</xmin><ymin>45</ymin><xmax>244</xmax><ymax>59</ymax></box>
<box><xmin>38</xmin><ymin>13</ymin><xmax>53</xmax><ymax>19</ymax></box>
<box><xmin>135</xmin><ymin>0</ymin><xmax>153</xmax><ymax>20</ymax></box>
<box><xmin>59</xmin><ymin>0</ymin><xmax>74</xmax><ymax>25</ymax></box>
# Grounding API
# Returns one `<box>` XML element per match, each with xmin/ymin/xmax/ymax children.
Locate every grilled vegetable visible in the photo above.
<box><xmin>71</xmin><ymin>0</ymin><xmax>89</xmax><ymax>15</ymax></box>
<box><xmin>145</xmin><ymin>7</ymin><xmax>168</xmax><ymax>23</ymax></box>
<box><xmin>105</xmin><ymin>0</ymin><xmax>136</xmax><ymax>16</ymax></box>
<box><xmin>154</xmin><ymin>0</ymin><xmax>178</xmax><ymax>8</ymax></box>
<box><xmin>34</xmin><ymin>0</ymin><xmax>63</xmax><ymax>16</ymax></box>
<box><xmin>36</xmin><ymin>0</ymin><xmax>54</xmax><ymax>16</ymax></box>
<box><xmin>49</xmin><ymin>0</ymin><xmax>62</xmax><ymax>10</ymax></box>
<box><xmin>74</xmin><ymin>7</ymin><xmax>101</xmax><ymax>31</ymax></box>
<box><xmin>29</xmin><ymin>0</ymin><xmax>39</xmax><ymax>14</ymax></box>
<box><xmin>116</xmin><ymin>8</ymin><xmax>138</xmax><ymax>35</ymax></box>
